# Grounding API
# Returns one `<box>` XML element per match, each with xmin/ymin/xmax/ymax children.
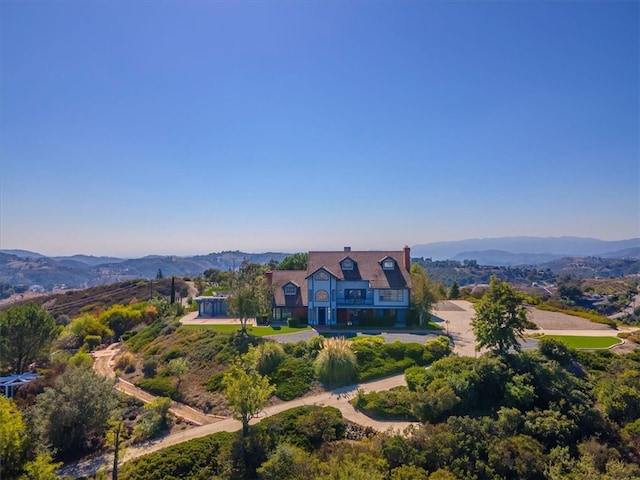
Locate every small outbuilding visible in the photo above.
<box><xmin>194</xmin><ymin>294</ymin><xmax>229</xmax><ymax>317</ymax></box>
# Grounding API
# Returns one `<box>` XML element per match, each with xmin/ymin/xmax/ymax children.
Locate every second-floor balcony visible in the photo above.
<box><xmin>337</xmin><ymin>298</ymin><xmax>374</xmax><ymax>306</ymax></box>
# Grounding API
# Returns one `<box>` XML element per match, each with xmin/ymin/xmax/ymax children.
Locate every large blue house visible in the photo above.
<box><xmin>269</xmin><ymin>246</ymin><xmax>412</xmax><ymax>327</ymax></box>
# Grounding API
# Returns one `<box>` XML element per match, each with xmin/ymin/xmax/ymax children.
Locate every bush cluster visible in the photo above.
<box><xmin>269</xmin><ymin>358</ymin><xmax>315</xmax><ymax>400</ymax></box>
<box><xmin>352</xmin><ymin>386</ymin><xmax>416</xmax><ymax>419</ymax></box>
<box><xmin>354</xmin><ymin>336</ymin><xmax>451</xmax><ymax>382</ymax></box>
<box><xmin>136</xmin><ymin>377</ymin><xmax>179</xmax><ymax>400</ymax></box>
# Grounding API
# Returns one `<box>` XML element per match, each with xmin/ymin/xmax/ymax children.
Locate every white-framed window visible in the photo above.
<box><xmin>315</xmin><ymin>271</ymin><xmax>329</xmax><ymax>281</ymax></box>
<box><xmin>341</xmin><ymin>259</ymin><xmax>354</xmax><ymax>270</ymax></box>
<box><xmin>382</xmin><ymin>259</ymin><xmax>396</xmax><ymax>270</ymax></box>
<box><xmin>315</xmin><ymin>290</ymin><xmax>329</xmax><ymax>302</ymax></box>
<box><xmin>284</xmin><ymin>285</ymin><xmax>296</xmax><ymax>295</ymax></box>
<box><xmin>379</xmin><ymin>289</ymin><xmax>403</xmax><ymax>302</ymax></box>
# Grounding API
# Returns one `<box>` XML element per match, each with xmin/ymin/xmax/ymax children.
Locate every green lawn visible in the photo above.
<box><xmin>540</xmin><ymin>335</ymin><xmax>622</xmax><ymax>349</ymax></box>
<box><xmin>181</xmin><ymin>324</ymin><xmax>312</xmax><ymax>337</ymax></box>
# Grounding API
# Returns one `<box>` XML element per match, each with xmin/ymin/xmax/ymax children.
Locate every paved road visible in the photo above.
<box><xmin>61</xmin><ymin>373</ymin><xmax>417</xmax><ymax>478</ymax></box>
<box><xmin>67</xmin><ymin>300</ymin><xmax>635</xmax><ymax>477</ymax></box>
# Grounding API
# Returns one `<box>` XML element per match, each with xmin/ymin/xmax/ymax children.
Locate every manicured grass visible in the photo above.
<box><xmin>540</xmin><ymin>335</ymin><xmax>622</xmax><ymax>349</ymax></box>
<box><xmin>180</xmin><ymin>324</ymin><xmax>312</xmax><ymax>337</ymax></box>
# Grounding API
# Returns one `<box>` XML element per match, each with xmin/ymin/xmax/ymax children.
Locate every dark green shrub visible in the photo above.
<box><xmin>205</xmin><ymin>372</ymin><xmax>225</xmax><ymax>392</ymax></box>
<box><xmin>359</xmin><ymin>358</ymin><xmax>415</xmax><ymax>382</ymax></box>
<box><xmin>137</xmin><ymin>377</ymin><xmax>179</xmax><ymax>400</ymax></box>
<box><xmin>252</xmin><ymin>406</ymin><xmax>346</xmax><ymax>452</ymax></box>
<box><xmin>126</xmin><ymin>320</ymin><xmax>164</xmax><ymax>352</ymax></box>
<box><xmin>160</xmin><ymin>349</ymin><xmax>184</xmax><ymax>363</ymax></box>
<box><xmin>269</xmin><ymin>358</ymin><xmax>315</xmax><ymax>400</ymax></box>
<box><xmin>404</xmin><ymin>342</ymin><xmax>425</xmax><ymax>361</ymax></box>
<box><xmin>119</xmin><ymin>431</ymin><xmax>235</xmax><ymax>480</ymax></box>
<box><xmin>120</xmin><ymin>330</ymin><xmax>135</xmax><ymax>341</ymax></box>
<box><xmin>287</xmin><ymin>317</ymin><xmax>300</xmax><ymax>327</ymax></box>
<box><xmin>425</xmin><ymin>336</ymin><xmax>451</xmax><ymax>362</ymax></box>
<box><xmin>405</xmin><ymin>366</ymin><xmax>429</xmax><ymax>391</ymax></box>
<box><xmin>283</xmin><ymin>340</ymin><xmax>311</xmax><ymax>359</ymax></box>
<box><xmin>142</xmin><ymin>358</ymin><xmax>157</xmax><ymax>378</ymax></box>
<box><xmin>538</xmin><ymin>337</ymin><xmax>574</xmax><ymax>365</ymax></box>
<box><xmin>352</xmin><ymin>387</ymin><xmax>416</xmax><ymax>419</ymax></box>
<box><xmin>384</xmin><ymin>341</ymin><xmax>407</xmax><ymax>360</ymax></box>
<box><xmin>84</xmin><ymin>335</ymin><xmax>102</xmax><ymax>351</ymax></box>
<box><xmin>306</xmin><ymin>336</ymin><xmax>324</xmax><ymax>353</ymax></box>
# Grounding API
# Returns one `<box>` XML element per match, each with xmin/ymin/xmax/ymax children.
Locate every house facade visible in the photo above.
<box><xmin>269</xmin><ymin>246</ymin><xmax>412</xmax><ymax>327</ymax></box>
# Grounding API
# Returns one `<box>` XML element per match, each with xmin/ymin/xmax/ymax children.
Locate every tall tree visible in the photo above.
<box><xmin>0</xmin><ymin>303</ymin><xmax>58</xmax><ymax>374</ymax></box>
<box><xmin>167</xmin><ymin>357</ymin><xmax>188</xmax><ymax>388</ymax></box>
<box><xmin>0</xmin><ymin>396</ymin><xmax>26</xmax><ymax>478</ymax></box>
<box><xmin>449</xmin><ymin>281</ymin><xmax>460</xmax><ymax>300</ymax></box>
<box><xmin>223</xmin><ymin>356</ymin><xmax>274</xmax><ymax>437</ymax></box>
<box><xmin>30</xmin><ymin>367</ymin><xmax>118</xmax><ymax>458</ymax></box>
<box><xmin>228</xmin><ymin>276</ymin><xmax>272</xmax><ymax>335</ymax></box>
<box><xmin>471</xmin><ymin>276</ymin><xmax>529</xmax><ymax>354</ymax></box>
<box><xmin>276</xmin><ymin>253</ymin><xmax>309</xmax><ymax>271</ymax></box>
<box><xmin>410</xmin><ymin>264</ymin><xmax>439</xmax><ymax>327</ymax></box>
<box><xmin>170</xmin><ymin>276</ymin><xmax>176</xmax><ymax>304</ymax></box>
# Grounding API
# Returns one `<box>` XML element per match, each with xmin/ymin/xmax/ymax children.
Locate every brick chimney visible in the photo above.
<box><xmin>403</xmin><ymin>246</ymin><xmax>411</xmax><ymax>271</ymax></box>
<box><xmin>265</xmin><ymin>271</ymin><xmax>273</xmax><ymax>284</ymax></box>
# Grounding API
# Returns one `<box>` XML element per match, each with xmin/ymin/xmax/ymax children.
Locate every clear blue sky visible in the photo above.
<box><xmin>1</xmin><ymin>1</ymin><xmax>638</xmax><ymax>257</ymax></box>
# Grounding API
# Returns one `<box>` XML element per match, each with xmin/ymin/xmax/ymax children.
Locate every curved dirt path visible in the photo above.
<box><xmin>92</xmin><ymin>344</ymin><xmax>220</xmax><ymax>426</ymax></box>
<box><xmin>70</xmin><ymin>300</ymin><xmax>637</xmax><ymax>477</ymax></box>
<box><xmin>61</xmin><ymin>372</ymin><xmax>417</xmax><ymax>478</ymax></box>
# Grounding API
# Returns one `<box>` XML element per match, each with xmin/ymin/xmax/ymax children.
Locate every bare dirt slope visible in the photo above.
<box><xmin>526</xmin><ymin>308</ymin><xmax>613</xmax><ymax>331</ymax></box>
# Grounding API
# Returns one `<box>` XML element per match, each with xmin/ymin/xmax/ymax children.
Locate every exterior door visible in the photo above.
<box><xmin>318</xmin><ymin>307</ymin><xmax>326</xmax><ymax>325</ymax></box>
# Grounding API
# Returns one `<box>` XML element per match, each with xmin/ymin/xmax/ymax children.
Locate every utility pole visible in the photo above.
<box><xmin>112</xmin><ymin>422</ymin><xmax>122</xmax><ymax>480</ymax></box>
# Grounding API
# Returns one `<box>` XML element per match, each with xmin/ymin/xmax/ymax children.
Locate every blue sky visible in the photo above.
<box><xmin>1</xmin><ymin>1</ymin><xmax>638</xmax><ymax>257</ymax></box>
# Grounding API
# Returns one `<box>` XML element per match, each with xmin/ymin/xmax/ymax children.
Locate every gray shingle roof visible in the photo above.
<box><xmin>307</xmin><ymin>250</ymin><xmax>412</xmax><ymax>289</ymax></box>
<box><xmin>271</xmin><ymin>270</ymin><xmax>308</xmax><ymax>307</ymax></box>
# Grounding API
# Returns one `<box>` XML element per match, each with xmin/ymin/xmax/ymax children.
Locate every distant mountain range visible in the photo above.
<box><xmin>412</xmin><ymin>236</ymin><xmax>640</xmax><ymax>265</ymax></box>
<box><xmin>1</xmin><ymin>236</ymin><xmax>639</xmax><ymax>290</ymax></box>
<box><xmin>0</xmin><ymin>250</ymin><xmax>289</xmax><ymax>291</ymax></box>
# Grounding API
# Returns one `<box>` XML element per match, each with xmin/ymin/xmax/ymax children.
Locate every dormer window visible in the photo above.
<box><xmin>382</xmin><ymin>258</ymin><xmax>395</xmax><ymax>270</ymax></box>
<box><xmin>284</xmin><ymin>284</ymin><xmax>296</xmax><ymax>295</ymax></box>
<box><xmin>341</xmin><ymin>259</ymin><xmax>354</xmax><ymax>271</ymax></box>
<box><xmin>314</xmin><ymin>271</ymin><xmax>329</xmax><ymax>281</ymax></box>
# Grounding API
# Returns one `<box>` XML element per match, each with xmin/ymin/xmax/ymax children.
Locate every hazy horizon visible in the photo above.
<box><xmin>2</xmin><ymin>234</ymin><xmax>639</xmax><ymax>259</ymax></box>
<box><xmin>1</xmin><ymin>2</ymin><xmax>638</xmax><ymax>258</ymax></box>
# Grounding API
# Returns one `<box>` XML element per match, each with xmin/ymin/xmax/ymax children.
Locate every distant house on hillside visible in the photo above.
<box><xmin>269</xmin><ymin>246</ymin><xmax>412</xmax><ymax>327</ymax></box>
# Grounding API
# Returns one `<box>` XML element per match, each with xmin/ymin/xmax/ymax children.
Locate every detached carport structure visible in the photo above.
<box><xmin>194</xmin><ymin>294</ymin><xmax>229</xmax><ymax>317</ymax></box>
<box><xmin>0</xmin><ymin>372</ymin><xmax>41</xmax><ymax>398</ymax></box>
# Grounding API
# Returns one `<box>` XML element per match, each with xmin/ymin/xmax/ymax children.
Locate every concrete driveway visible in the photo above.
<box><xmin>432</xmin><ymin>300</ymin><xmax>479</xmax><ymax>357</ymax></box>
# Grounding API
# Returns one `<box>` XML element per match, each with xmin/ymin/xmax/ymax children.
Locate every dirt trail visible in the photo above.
<box><xmin>92</xmin><ymin>344</ymin><xmax>220</xmax><ymax>426</ymax></box>
<box><xmin>60</xmin><ymin>373</ymin><xmax>417</xmax><ymax>478</ymax></box>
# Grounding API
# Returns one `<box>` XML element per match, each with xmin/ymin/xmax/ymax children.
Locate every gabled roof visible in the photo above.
<box><xmin>307</xmin><ymin>250</ymin><xmax>411</xmax><ymax>289</ymax></box>
<box><xmin>305</xmin><ymin>266</ymin><xmax>340</xmax><ymax>280</ymax></box>
<box><xmin>271</xmin><ymin>270</ymin><xmax>308</xmax><ymax>307</ymax></box>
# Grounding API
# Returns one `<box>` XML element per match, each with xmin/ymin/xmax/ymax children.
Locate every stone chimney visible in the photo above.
<box><xmin>403</xmin><ymin>246</ymin><xmax>411</xmax><ymax>271</ymax></box>
<box><xmin>344</xmin><ymin>246</ymin><xmax>351</xmax><ymax>252</ymax></box>
<box><xmin>265</xmin><ymin>271</ymin><xmax>273</xmax><ymax>284</ymax></box>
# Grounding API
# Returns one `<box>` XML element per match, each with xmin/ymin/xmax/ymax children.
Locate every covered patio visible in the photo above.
<box><xmin>0</xmin><ymin>372</ymin><xmax>41</xmax><ymax>398</ymax></box>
